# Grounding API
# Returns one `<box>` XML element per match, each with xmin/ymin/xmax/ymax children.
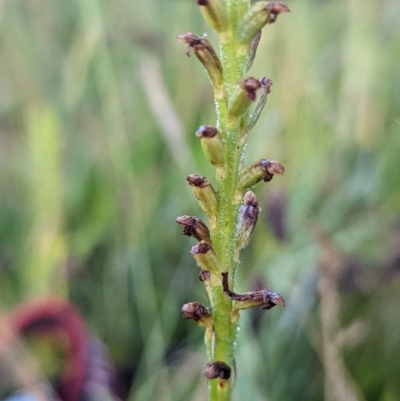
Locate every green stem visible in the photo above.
<box><xmin>207</xmin><ymin>1</ymin><xmax>251</xmax><ymax>400</ymax></box>
<box><xmin>181</xmin><ymin>0</ymin><xmax>288</xmax><ymax>399</ymax></box>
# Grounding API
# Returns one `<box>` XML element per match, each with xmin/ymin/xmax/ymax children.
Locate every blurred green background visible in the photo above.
<box><xmin>1</xmin><ymin>0</ymin><xmax>400</xmax><ymax>400</ymax></box>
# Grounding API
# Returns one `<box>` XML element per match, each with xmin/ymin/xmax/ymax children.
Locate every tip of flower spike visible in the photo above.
<box><xmin>267</xmin><ymin>2</ymin><xmax>291</xmax><ymax>24</ymax></box>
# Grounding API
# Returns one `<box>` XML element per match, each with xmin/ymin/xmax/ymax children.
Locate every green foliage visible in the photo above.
<box><xmin>0</xmin><ymin>0</ymin><xmax>399</xmax><ymax>400</ymax></box>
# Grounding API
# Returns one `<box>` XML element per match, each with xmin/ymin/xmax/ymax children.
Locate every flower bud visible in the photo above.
<box><xmin>196</xmin><ymin>0</ymin><xmax>228</xmax><ymax>33</ymax></box>
<box><xmin>182</xmin><ymin>302</ymin><xmax>213</xmax><ymax>327</ymax></box>
<box><xmin>236</xmin><ymin>191</ymin><xmax>260</xmax><ymax>251</ymax></box>
<box><xmin>242</xmin><ymin>77</ymin><xmax>273</xmax><ymax>132</ymax></box>
<box><xmin>203</xmin><ymin>361</ymin><xmax>231</xmax><ymax>380</ymax></box>
<box><xmin>176</xmin><ymin>215</ymin><xmax>212</xmax><ymax>245</ymax></box>
<box><xmin>178</xmin><ymin>33</ymin><xmax>223</xmax><ymax>89</ymax></box>
<box><xmin>196</xmin><ymin>125</ymin><xmax>225</xmax><ymax>168</ymax></box>
<box><xmin>190</xmin><ymin>241</ymin><xmax>219</xmax><ymax>272</ymax></box>
<box><xmin>238</xmin><ymin>159</ymin><xmax>284</xmax><ymax>190</ymax></box>
<box><xmin>187</xmin><ymin>175</ymin><xmax>218</xmax><ymax>219</ymax></box>
<box><xmin>238</xmin><ymin>2</ymin><xmax>290</xmax><ymax>44</ymax></box>
<box><xmin>228</xmin><ymin>77</ymin><xmax>262</xmax><ymax>120</ymax></box>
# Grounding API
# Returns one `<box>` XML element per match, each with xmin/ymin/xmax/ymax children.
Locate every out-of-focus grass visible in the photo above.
<box><xmin>0</xmin><ymin>0</ymin><xmax>399</xmax><ymax>400</ymax></box>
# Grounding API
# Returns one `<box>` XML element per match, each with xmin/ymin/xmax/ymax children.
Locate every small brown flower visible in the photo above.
<box><xmin>177</xmin><ymin>33</ymin><xmax>223</xmax><ymax>88</ymax></box>
<box><xmin>196</xmin><ymin>125</ymin><xmax>225</xmax><ymax>167</ymax></box>
<box><xmin>228</xmin><ymin>77</ymin><xmax>262</xmax><ymax>118</ymax></box>
<box><xmin>190</xmin><ymin>241</ymin><xmax>219</xmax><ymax>272</ymax></box>
<box><xmin>176</xmin><ymin>215</ymin><xmax>212</xmax><ymax>244</ymax></box>
<box><xmin>203</xmin><ymin>361</ymin><xmax>231</xmax><ymax>380</ymax></box>
<box><xmin>182</xmin><ymin>302</ymin><xmax>213</xmax><ymax>327</ymax></box>
<box><xmin>267</xmin><ymin>2</ymin><xmax>291</xmax><ymax>24</ymax></box>
<box><xmin>239</xmin><ymin>159</ymin><xmax>285</xmax><ymax>189</ymax></box>
<box><xmin>222</xmin><ymin>272</ymin><xmax>285</xmax><ymax>310</ymax></box>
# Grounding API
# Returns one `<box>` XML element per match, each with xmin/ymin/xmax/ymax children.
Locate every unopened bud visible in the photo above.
<box><xmin>242</xmin><ymin>77</ymin><xmax>273</xmax><ymax>132</ymax></box>
<box><xmin>178</xmin><ymin>33</ymin><xmax>223</xmax><ymax>89</ymax></box>
<box><xmin>187</xmin><ymin>175</ymin><xmax>218</xmax><ymax>218</ymax></box>
<box><xmin>190</xmin><ymin>241</ymin><xmax>219</xmax><ymax>272</ymax></box>
<box><xmin>196</xmin><ymin>125</ymin><xmax>225</xmax><ymax>168</ymax></box>
<box><xmin>228</xmin><ymin>77</ymin><xmax>262</xmax><ymax>120</ymax></box>
<box><xmin>203</xmin><ymin>361</ymin><xmax>231</xmax><ymax>380</ymax></box>
<box><xmin>239</xmin><ymin>1</ymin><xmax>290</xmax><ymax>44</ymax></box>
<box><xmin>238</xmin><ymin>159</ymin><xmax>284</xmax><ymax>190</ymax></box>
<box><xmin>196</xmin><ymin>0</ymin><xmax>228</xmax><ymax>32</ymax></box>
<box><xmin>182</xmin><ymin>302</ymin><xmax>213</xmax><ymax>327</ymax></box>
<box><xmin>236</xmin><ymin>191</ymin><xmax>260</xmax><ymax>251</ymax></box>
<box><xmin>176</xmin><ymin>215</ymin><xmax>212</xmax><ymax>245</ymax></box>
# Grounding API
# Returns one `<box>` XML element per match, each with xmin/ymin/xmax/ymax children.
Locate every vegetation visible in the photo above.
<box><xmin>0</xmin><ymin>0</ymin><xmax>400</xmax><ymax>400</ymax></box>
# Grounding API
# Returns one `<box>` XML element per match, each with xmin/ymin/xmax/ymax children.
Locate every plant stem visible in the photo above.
<box><xmin>178</xmin><ymin>1</ymin><xmax>289</xmax><ymax>400</ymax></box>
<box><xmin>208</xmin><ymin>2</ymin><xmax>250</xmax><ymax>400</ymax></box>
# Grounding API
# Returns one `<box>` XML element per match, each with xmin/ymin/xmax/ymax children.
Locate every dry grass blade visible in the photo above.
<box><xmin>140</xmin><ymin>58</ymin><xmax>191</xmax><ymax>173</ymax></box>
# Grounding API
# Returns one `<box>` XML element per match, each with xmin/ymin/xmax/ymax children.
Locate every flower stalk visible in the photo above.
<box><xmin>177</xmin><ymin>2</ymin><xmax>290</xmax><ymax>400</ymax></box>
